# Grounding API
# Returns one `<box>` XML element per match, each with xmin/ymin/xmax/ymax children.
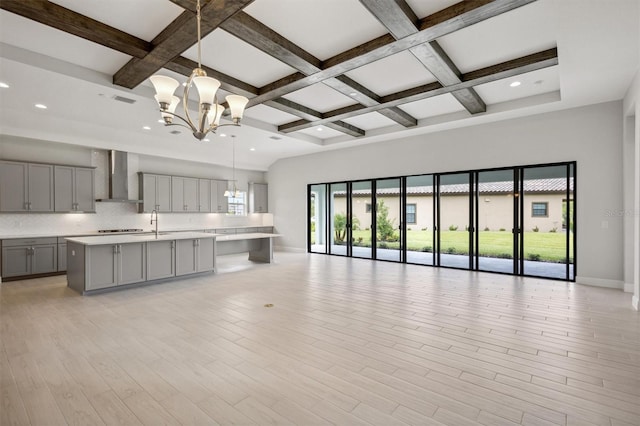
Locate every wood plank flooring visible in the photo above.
<box><xmin>1</xmin><ymin>252</ymin><xmax>639</xmax><ymax>425</ymax></box>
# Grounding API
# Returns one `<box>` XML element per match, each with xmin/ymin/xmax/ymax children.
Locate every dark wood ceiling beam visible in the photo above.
<box><xmin>113</xmin><ymin>0</ymin><xmax>254</xmax><ymax>89</ymax></box>
<box><xmin>218</xmin><ymin>11</ymin><xmax>416</xmax><ymax>129</ymax></box>
<box><xmin>264</xmin><ymin>99</ymin><xmax>365</xmax><ymax>137</ymax></box>
<box><xmin>360</xmin><ymin>0</ymin><xmax>486</xmax><ymax>114</ymax></box>
<box><xmin>250</xmin><ymin>0</ymin><xmax>534</xmax><ymax>108</ymax></box>
<box><xmin>278</xmin><ymin>48</ymin><xmax>557</xmax><ymax>133</ymax></box>
<box><xmin>0</xmin><ymin>0</ymin><xmax>151</xmax><ymax>59</ymax></box>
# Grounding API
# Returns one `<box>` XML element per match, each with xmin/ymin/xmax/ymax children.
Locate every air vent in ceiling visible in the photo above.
<box><xmin>269</xmin><ymin>136</ymin><xmax>282</xmax><ymax>140</ymax></box>
<box><xmin>112</xmin><ymin>95</ymin><xmax>136</xmax><ymax>104</ymax></box>
<box><xmin>170</xmin><ymin>130</ymin><xmax>182</xmax><ymax>135</ymax></box>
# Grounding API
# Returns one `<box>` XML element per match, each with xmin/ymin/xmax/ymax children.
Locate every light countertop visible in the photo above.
<box><xmin>65</xmin><ymin>232</ymin><xmax>216</xmax><ymax>245</ymax></box>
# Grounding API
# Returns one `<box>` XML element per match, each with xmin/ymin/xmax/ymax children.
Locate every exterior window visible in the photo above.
<box><xmin>365</xmin><ymin>203</ymin><xmax>372</xmax><ymax>213</ymax></box>
<box><xmin>531</xmin><ymin>202</ymin><xmax>548</xmax><ymax>217</ymax></box>
<box><xmin>406</xmin><ymin>204</ymin><xmax>417</xmax><ymax>224</ymax></box>
<box><xmin>228</xmin><ymin>191</ymin><xmax>246</xmax><ymax>216</ymax></box>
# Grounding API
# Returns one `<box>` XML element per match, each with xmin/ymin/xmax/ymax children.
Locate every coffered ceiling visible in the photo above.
<box><xmin>0</xmin><ymin>0</ymin><xmax>638</xmax><ymax>170</ymax></box>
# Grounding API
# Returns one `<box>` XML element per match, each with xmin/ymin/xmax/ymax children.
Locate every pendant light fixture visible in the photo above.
<box><xmin>224</xmin><ymin>135</ymin><xmax>241</xmax><ymax>198</ymax></box>
<box><xmin>149</xmin><ymin>0</ymin><xmax>249</xmax><ymax>141</ymax></box>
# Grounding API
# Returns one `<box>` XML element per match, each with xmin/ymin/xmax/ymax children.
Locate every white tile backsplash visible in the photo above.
<box><xmin>0</xmin><ymin>203</ymin><xmax>273</xmax><ymax>237</ymax></box>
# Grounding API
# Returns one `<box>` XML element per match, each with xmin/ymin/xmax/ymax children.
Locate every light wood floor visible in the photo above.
<box><xmin>1</xmin><ymin>253</ymin><xmax>639</xmax><ymax>426</ymax></box>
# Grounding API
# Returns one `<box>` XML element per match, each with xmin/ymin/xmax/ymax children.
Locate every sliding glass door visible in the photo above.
<box><xmin>309</xmin><ymin>184</ymin><xmax>327</xmax><ymax>253</ymax></box>
<box><xmin>375</xmin><ymin>178</ymin><xmax>402</xmax><ymax>262</ymax></box>
<box><xmin>351</xmin><ymin>180</ymin><xmax>373</xmax><ymax>259</ymax></box>
<box><xmin>475</xmin><ymin>170</ymin><xmax>516</xmax><ymax>273</ymax></box>
<box><xmin>329</xmin><ymin>183</ymin><xmax>348</xmax><ymax>256</ymax></box>
<box><xmin>406</xmin><ymin>175</ymin><xmax>434</xmax><ymax>265</ymax></box>
<box><xmin>438</xmin><ymin>173</ymin><xmax>472</xmax><ymax>269</ymax></box>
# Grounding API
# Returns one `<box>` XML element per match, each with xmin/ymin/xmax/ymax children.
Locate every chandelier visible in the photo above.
<box><xmin>223</xmin><ymin>135</ymin><xmax>241</xmax><ymax>198</ymax></box>
<box><xmin>149</xmin><ymin>0</ymin><xmax>249</xmax><ymax>141</ymax></box>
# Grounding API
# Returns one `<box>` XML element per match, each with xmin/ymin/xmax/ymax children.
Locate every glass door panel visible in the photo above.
<box><xmin>477</xmin><ymin>170</ymin><xmax>515</xmax><ymax>273</ymax></box>
<box><xmin>329</xmin><ymin>183</ymin><xmax>348</xmax><ymax>256</ymax></box>
<box><xmin>351</xmin><ymin>181</ymin><xmax>373</xmax><ymax>259</ymax></box>
<box><xmin>406</xmin><ymin>175</ymin><xmax>434</xmax><ymax>265</ymax></box>
<box><xmin>375</xmin><ymin>178</ymin><xmax>402</xmax><ymax>262</ymax></box>
<box><xmin>309</xmin><ymin>184</ymin><xmax>327</xmax><ymax>253</ymax></box>
<box><xmin>521</xmin><ymin>165</ymin><xmax>569</xmax><ymax>279</ymax></box>
<box><xmin>438</xmin><ymin>173</ymin><xmax>471</xmax><ymax>269</ymax></box>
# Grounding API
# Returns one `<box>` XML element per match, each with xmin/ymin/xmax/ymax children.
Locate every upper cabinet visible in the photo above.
<box><xmin>139</xmin><ymin>173</ymin><xmax>172</xmax><ymax>213</ymax></box>
<box><xmin>211</xmin><ymin>180</ymin><xmax>229</xmax><ymax>213</ymax></box>
<box><xmin>54</xmin><ymin>166</ymin><xmax>95</xmax><ymax>212</ymax></box>
<box><xmin>249</xmin><ymin>183</ymin><xmax>268</xmax><ymax>213</ymax></box>
<box><xmin>171</xmin><ymin>176</ymin><xmax>199</xmax><ymax>212</ymax></box>
<box><xmin>198</xmin><ymin>179</ymin><xmax>211</xmax><ymax>212</ymax></box>
<box><xmin>0</xmin><ymin>161</ymin><xmax>54</xmax><ymax>212</ymax></box>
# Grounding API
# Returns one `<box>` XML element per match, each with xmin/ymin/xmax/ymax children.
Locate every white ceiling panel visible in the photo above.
<box><xmin>0</xmin><ymin>10</ymin><xmax>131</xmax><ymax>75</ymax></box>
<box><xmin>49</xmin><ymin>0</ymin><xmax>184</xmax><ymax>41</ymax></box>
<box><xmin>474</xmin><ymin>66</ymin><xmax>560</xmax><ymax>105</ymax></box>
<box><xmin>342</xmin><ymin>112</ymin><xmax>398</xmax><ymax>131</ymax></box>
<box><xmin>183</xmin><ymin>29</ymin><xmax>296</xmax><ymax>88</ymax></box>
<box><xmin>436</xmin><ymin>0</ymin><xmax>557</xmax><ymax>74</ymax></box>
<box><xmin>298</xmin><ymin>125</ymin><xmax>344</xmax><ymax>140</ymax></box>
<box><xmin>345</xmin><ymin>51</ymin><xmax>437</xmax><ymax>97</ymax></box>
<box><xmin>283</xmin><ymin>82</ymin><xmax>357</xmax><ymax>113</ymax></box>
<box><xmin>398</xmin><ymin>93</ymin><xmax>466</xmax><ymax>119</ymax></box>
<box><xmin>244</xmin><ymin>0</ymin><xmax>387</xmax><ymax>60</ymax></box>
<box><xmin>243</xmin><ymin>104</ymin><xmax>300</xmax><ymax>126</ymax></box>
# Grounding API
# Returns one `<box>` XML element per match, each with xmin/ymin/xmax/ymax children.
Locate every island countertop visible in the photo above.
<box><xmin>65</xmin><ymin>232</ymin><xmax>217</xmax><ymax>245</ymax></box>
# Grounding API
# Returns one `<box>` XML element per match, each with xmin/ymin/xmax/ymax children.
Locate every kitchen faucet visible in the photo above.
<box><xmin>150</xmin><ymin>209</ymin><xmax>159</xmax><ymax>239</ymax></box>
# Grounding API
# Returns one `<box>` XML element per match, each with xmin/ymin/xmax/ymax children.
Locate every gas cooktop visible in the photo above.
<box><xmin>97</xmin><ymin>229</ymin><xmax>144</xmax><ymax>233</ymax></box>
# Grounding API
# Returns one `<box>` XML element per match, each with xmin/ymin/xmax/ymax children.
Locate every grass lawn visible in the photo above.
<box><xmin>349</xmin><ymin>229</ymin><xmax>573</xmax><ymax>263</ymax></box>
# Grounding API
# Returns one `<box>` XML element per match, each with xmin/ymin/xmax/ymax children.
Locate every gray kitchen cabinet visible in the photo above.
<box><xmin>198</xmin><ymin>179</ymin><xmax>211</xmax><ymax>212</ymax></box>
<box><xmin>175</xmin><ymin>238</ymin><xmax>214</xmax><ymax>276</ymax></box>
<box><xmin>139</xmin><ymin>173</ymin><xmax>172</xmax><ymax>213</ymax></box>
<box><xmin>249</xmin><ymin>182</ymin><xmax>268</xmax><ymax>213</ymax></box>
<box><xmin>211</xmin><ymin>179</ymin><xmax>229</xmax><ymax>213</ymax></box>
<box><xmin>86</xmin><ymin>242</ymin><xmax>146</xmax><ymax>291</ymax></box>
<box><xmin>172</xmin><ymin>176</ymin><xmax>199</xmax><ymax>212</ymax></box>
<box><xmin>147</xmin><ymin>239</ymin><xmax>175</xmax><ymax>280</ymax></box>
<box><xmin>0</xmin><ymin>161</ymin><xmax>54</xmax><ymax>212</ymax></box>
<box><xmin>54</xmin><ymin>166</ymin><xmax>95</xmax><ymax>212</ymax></box>
<box><xmin>1</xmin><ymin>237</ymin><xmax>58</xmax><ymax>278</ymax></box>
<box><xmin>58</xmin><ymin>243</ymin><xmax>67</xmax><ymax>272</ymax></box>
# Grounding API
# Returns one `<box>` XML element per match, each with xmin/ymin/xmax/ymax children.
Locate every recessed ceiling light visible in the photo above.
<box><xmin>250</xmin><ymin>147</ymin><xmax>256</xmax><ymax>151</ymax></box>
<box><xmin>219</xmin><ymin>133</ymin><xmax>227</xmax><ymax>137</ymax></box>
<box><xmin>35</xmin><ymin>104</ymin><xmax>47</xmax><ymax>109</ymax></box>
<box><xmin>510</xmin><ymin>81</ymin><xmax>521</xmax><ymax>87</ymax></box>
<box><xmin>0</xmin><ymin>82</ymin><xmax>10</xmax><ymax>88</ymax></box>
<box><xmin>142</xmin><ymin>126</ymin><xmax>151</xmax><ymax>130</ymax></box>
<box><xmin>203</xmin><ymin>138</ymin><xmax>210</xmax><ymax>142</ymax></box>
<box><xmin>158</xmin><ymin>119</ymin><xmax>164</xmax><ymax>123</ymax></box>
<box><xmin>349</xmin><ymin>92</ymin><xmax>357</xmax><ymax>97</ymax></box>
<box><xmin>317</xmin><ymin>127</ymin><xmax>323</xmax><ymax>132</ymax></box>
<box><xmin>534</xmin><ymin>80</ymin><xmax>544</xmax><ymax>85</ymax></box>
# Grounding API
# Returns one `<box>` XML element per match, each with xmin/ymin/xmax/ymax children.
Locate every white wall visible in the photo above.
<box><xmin>0</xmin><ymin>136</ymin><xmax>272</xmax><ymax>236</ymax></box>
<box><xmin>268</xmin><ymin>101</ymin><xmax>624</xmax><ymax>288</ymax></box>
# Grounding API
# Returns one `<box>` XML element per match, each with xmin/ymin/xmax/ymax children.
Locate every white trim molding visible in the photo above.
<box><xmin>576</xmin><ymin>276</ymin><xmax>624</xmax><ymax>290</ymax></box>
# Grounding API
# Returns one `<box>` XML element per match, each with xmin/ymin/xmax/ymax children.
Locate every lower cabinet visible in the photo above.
<box><xmin>147</xmin><ymin>240</ymin><xmax>175</xmax><ymax>280</ymax></box>
<box><xmin>86</xmin><ymin>242</ymin><xmax>146</xmax><ymax>291</ymax></box>
<box><xmin>1</xmin><ymin>237</ymin><xmax>57</xmax><ymax>278</ymax></box>
<box><xmin>175</xmin><ymin>238</ymin><xmax>215</xmax><ymax>276</ymax></box>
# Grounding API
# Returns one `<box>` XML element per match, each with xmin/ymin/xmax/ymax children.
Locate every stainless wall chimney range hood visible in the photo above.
<box><xmin>95</xmin><ymin>150</ymin><xmax>143</xmax><ymax>203</ymax></box>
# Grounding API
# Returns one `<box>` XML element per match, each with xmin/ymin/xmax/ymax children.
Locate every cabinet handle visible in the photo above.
<box><xmin>24</xmin><ymin>202</ymin><xmax>29</xmax><ymax>210</ymax></box>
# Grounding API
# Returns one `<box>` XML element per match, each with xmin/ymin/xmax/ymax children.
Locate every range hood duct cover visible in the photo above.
<box><xmin>96</xmin><ymin>150</ymin><xmax>142</xmax><ymax>203</ymax></box>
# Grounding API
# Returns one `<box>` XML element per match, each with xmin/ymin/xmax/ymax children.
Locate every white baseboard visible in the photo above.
<box><xmin>624</xmin><ymin>282</ymin><xmax>635</xmax><ymax>293</ymax></box>
<box><xmin>575</xmin><ymin>276</ymin><xmax>624</xmax><ymax>290</ymax></box>
<box><xmin>633</xmin><ymin>295</ymin><xmax>639</xmax><ymax>311</ymax></box>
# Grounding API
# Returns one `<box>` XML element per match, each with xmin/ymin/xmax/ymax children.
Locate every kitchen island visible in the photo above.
<box><xmin>66</xmin><ymin>232</ymin><xmax>216</xmax><ymax>294</ymax></box>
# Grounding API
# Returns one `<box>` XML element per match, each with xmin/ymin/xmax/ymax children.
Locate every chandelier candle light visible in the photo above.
<box><xmin>150</xmin><ymin>0</ymin><xmax>249</xmax><ymax>141</ymax></box>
